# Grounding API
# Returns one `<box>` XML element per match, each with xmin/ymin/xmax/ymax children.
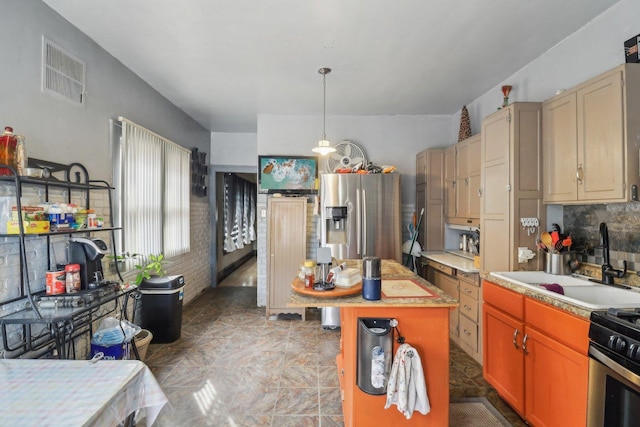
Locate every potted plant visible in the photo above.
<box><xmin>134</xmin><ymin>253</ymin><xmax>166</xmax><ymax>285</ymax></box>
<box><xmin>107</xmin><ymin>252</ymin><xmax>167</xmax><ymax>285</ymax></box>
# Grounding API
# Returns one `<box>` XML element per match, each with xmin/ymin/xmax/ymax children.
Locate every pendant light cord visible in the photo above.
<box><xmin>323</xmin><ymin>71</ymin><xmax>327</xmax><ymax>140</ymax></box>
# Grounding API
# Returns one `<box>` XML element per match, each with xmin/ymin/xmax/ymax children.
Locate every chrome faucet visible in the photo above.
<box><xmin>600</xmin><ymin>222</ymin><xmax>627</xmax><ymax>285</ymax></box>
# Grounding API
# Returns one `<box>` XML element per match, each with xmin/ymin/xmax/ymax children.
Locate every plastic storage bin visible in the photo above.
<box><xmin>139</xmin><ymin>275</ymin><xmax>184</xmax><ymax>343</ymax></box>
<box><xmin>356</xmin><ymin>318</ymin><xmax>393</xmax><ymax>395</ymax></box>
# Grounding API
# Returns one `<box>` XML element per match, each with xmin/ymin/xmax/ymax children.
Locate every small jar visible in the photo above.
<box><xmin>87</xmin><ymin>213</ymin><xmax>97</xmax><ymax>228</ymax></box>
<box><xmin>303</xmin><ymin>260</ymin><xmax>316</xmax><ymax>288</ymax></box>
<box><xmin>65</xmin><ymin>263</ymin><xmax>81</xmax><ymax>293</ymax></box>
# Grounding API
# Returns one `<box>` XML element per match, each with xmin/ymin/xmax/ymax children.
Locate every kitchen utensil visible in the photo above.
<box><xmin>536</xmin><ymin>235</ymin><xmax>548</xmax><ymax>252</ymax></box>
<box><xmin>562</xmin><ymin>236</ymin><xmax>572</xmax><ymax>251</ymax></box>
<box><xmin>555</xmin><ymin>239</ymin><xmax>564</xmax><ymax>252</ymax></box>
<box><xmin>541</xmin><ymin>232</ymin><xmax>554</xmax><ymax>252</ymax></box>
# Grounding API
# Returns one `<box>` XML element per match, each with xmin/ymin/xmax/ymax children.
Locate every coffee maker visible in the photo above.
<box><xmin>67</xmin><ymin>237</ymin><xmax>110</xmax><ymax>289</ymax></box>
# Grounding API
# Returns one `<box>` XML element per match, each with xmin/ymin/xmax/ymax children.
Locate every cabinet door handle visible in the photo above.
<box><xmin>522</xmin><ymin>334</ymin><xmax>529</xmax><ymax>355</ymax></box>
<box><xmin>463</xmin><ymin>287</ymin><xmax>472</xmax><ymax>294</ymax></box>
<box><xmin>576</xmin><ymin>165</ymin><xmax>583</xmax><ymax>183</ymax></box>
<box><xmin>513</xmin><ymin>329</ymin><xmax>520</xmax><ymax>349</ymax></box>
<box><xmin>463</xmin><ymin>329</ymin><xmax>471</xmax><ymax>336</ymax></box>
<box><xmin>463</xmin><ymin>304</ymin><xmax>471</xmax><ymax>311</ymax></box>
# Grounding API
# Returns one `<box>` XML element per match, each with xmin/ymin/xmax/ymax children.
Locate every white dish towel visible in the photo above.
<box><xmin>384</xmin><ymin>343</ymin><xmax>431</xmax><ymax>419</ymax></box>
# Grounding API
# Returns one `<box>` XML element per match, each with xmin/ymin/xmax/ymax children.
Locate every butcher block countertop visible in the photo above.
<box><xmin>288</xmin><ymin>259</ymin><xmax>458</xmax><ymax>308</ymax></box>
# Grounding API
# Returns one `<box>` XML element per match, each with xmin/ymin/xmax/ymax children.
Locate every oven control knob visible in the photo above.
<box><xmin>628</xmin><ymin>344</ymin><xmax>640</xmax><ymax>361</ymax></box>
<box><xmin>608</xmin><ymin>335</ymin><xmax>627</xmax><ymax>352</ymax></box>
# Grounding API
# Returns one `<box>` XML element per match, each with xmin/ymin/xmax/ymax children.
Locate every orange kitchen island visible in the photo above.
<box><xmin>288</xmin><ymin>259</ymin><xmax>458</xmax><ymax>426</ymax></box>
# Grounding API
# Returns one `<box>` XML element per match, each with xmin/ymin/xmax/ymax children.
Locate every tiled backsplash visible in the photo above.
<box><xmin>564</xmin><ymin>203</ymin><xmax>640</xmax><ymax>254</ymax></box>
<box><xmin>563</xmin><ymin>202</ymin><xmax>640</xmax><ymax>283</ymax></box>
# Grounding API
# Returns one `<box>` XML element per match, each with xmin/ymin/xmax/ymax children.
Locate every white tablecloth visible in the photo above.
<box><xmin>0</xmin><ymin>359</ymin><xmax>168</xmax><ymax>426</ymax></box>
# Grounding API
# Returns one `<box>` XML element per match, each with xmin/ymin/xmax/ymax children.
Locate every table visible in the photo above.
<box><xmin>0</xmin><ymin>359</ymin><xmax>167</xmax><ymax>426</ymax></box>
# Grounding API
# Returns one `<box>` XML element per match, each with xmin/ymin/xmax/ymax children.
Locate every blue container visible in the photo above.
<box><xmin>91</xmin><ymin>342</ymin><xmax>130</xmax><ymax>360</ymax></box>
<box><xmin>362</xmin><ymin>256</ymin><xmax>382</xmax><ymax>300</ymax></box>
<box><xmin>362</xmin><ymin>278</ymin><xmax>381</xmax><ymax>300</ymax></box>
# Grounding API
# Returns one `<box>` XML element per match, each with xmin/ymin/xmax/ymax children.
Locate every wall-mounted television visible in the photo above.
<box><xmin>258</xmin><ymin>155</ymin><xmax>318</xmax><ymax>194</ymax></box>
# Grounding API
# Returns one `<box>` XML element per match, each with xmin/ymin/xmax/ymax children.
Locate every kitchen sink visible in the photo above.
<box><xmin>489</xmin><ymin>271</ymin><xmax>640</xmax><ymax>309</ymax></box>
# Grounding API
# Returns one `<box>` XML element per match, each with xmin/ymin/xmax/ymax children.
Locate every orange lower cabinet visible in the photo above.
<box><xmin>339</xmin><ymin>306</ymin><xmax>451</xmax><ymax>426</ymax></box>
<box><xmin>483</xmin><ymin>280</ymin><xmax>589</xmax><ymax>426</ymax></box>
<box><xmin>483</xmin><ymin>303</ymin><xmax>526</xmax><ymax>416</ymax></box>
<box><xmin>524</xmin><ymin>326</ymin><xmax>588</xmax><ymax>427</ymax></box>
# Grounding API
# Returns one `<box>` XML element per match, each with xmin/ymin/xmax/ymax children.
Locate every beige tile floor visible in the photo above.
<box><xmin>146</xmin><ymin>258</ymin><xmax>526</xmax><ymax>426</ymax></box>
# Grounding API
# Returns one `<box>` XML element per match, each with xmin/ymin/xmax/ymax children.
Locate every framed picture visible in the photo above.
<box><xmin>258</xmin><ymin>155</ymin><xmax>318</xmax><ymax>194</ymax></box>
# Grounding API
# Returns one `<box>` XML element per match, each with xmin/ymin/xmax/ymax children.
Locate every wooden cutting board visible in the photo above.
<box><xmin>381</xmin><ymin>279</ymin><xmax>437</xmax><ymax>298</ymax></box>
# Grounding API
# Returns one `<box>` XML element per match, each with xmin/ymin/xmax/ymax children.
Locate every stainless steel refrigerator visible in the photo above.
<box><xmin>320</xmin><ymin>173</ymin><xmax>401</xmax><ymax>263</ymax></box>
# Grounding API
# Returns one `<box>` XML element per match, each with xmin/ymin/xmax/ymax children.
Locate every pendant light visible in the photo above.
<box><xmin>312</xmin><ymin>67</ymin><xmax>336</xmax><ymax>155</ymax></box>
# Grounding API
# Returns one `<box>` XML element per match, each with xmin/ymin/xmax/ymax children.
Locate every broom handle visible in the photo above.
<box><xmin>404</xmin><ymin>208</ymin><xmax>425</xmax><ymax>267</ymax></box>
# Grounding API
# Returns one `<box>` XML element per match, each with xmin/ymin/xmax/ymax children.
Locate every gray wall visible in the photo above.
<box><xmin>1</xmin><ymin>1</ymin><xmax>210</xmax><ymax>180</ymax></box>
<box><xmin>1</xmin><ymin>0</ymin><xmax>212</xmax><ymax>307</ymax></box>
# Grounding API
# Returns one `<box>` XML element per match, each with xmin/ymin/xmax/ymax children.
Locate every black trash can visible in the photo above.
<box><xmin>139</xmin><ymin>275</ymin><xmax>184</xmax><ymax>343</ymax></box>
<box><xmin>356</xmin><ymin>318</ymin><xmax>393</xmax><ymax>395</ymax></box>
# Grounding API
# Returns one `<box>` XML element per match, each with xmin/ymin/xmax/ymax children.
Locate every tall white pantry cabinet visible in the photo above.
<box><xmin>266</xmin><ymin>196</ymin><xmax>307</xmax><ymax>320</ymax></box>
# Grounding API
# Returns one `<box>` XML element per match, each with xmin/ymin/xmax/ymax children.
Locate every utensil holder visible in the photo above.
<box><xmin>544</xmin><ymin>252</ymin><xmax>578</xmax><ymax>275</ymax></box>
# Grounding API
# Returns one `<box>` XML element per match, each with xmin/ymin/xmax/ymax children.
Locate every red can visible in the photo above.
<box><xmin>46</xmin><ymin>270</ymin><xmax>66</xmax><ymax>295</ymax></box>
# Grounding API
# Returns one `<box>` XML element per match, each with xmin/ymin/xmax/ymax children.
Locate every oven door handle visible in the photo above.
<box><xmin>590</xmin><ymin>345</ymin><xmax>640</xmax><ymax>388</ymax></box>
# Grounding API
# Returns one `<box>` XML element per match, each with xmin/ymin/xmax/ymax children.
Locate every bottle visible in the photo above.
<box><xmin>14</xmin><ymin>134</ymin><xmax>25</xmax><ymax>176</ymax></box>
<box><xmin>303</xmin><ymin>260</ymin><xmax>316</xmax><ymax>288</ymax></box>
<box><xmin>65</xmin><ymin>264</ymin><xmax>81</xmax><ymax>293</ymax></box>
<box><xmin>0</xmin><ymin>127</ymin><xmax>17</xmax><ymax>176</ymax></box>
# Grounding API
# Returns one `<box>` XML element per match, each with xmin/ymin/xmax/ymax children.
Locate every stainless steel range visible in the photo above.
<box><xmin>587</xmin><ymin>308</ymin><xmax>640</xmax><ymax>427</ymax></box>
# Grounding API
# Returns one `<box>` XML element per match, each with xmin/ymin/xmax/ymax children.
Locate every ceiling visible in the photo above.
<box><xmin>43</xmin><ymin>0</ymin><xmax>619</xmax><ymax>133</ymax></box>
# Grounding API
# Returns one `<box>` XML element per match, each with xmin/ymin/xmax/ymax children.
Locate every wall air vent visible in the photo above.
<box><xmin>42</xmin><ymin>36</ymin><xmax>86</xmax><ymax>106</ymax></box>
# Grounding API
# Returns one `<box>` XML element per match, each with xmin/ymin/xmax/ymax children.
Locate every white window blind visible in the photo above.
<box><xmin>117</xmin><ymin>117</ymin><xmax>190</xmax><ymax>258</ymax></box>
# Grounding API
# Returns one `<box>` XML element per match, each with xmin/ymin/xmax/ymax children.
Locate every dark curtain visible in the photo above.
<box><xmin>223</xmin><ymin>174</ymin><xmax>256</xmax><ymax>253</ymax></box>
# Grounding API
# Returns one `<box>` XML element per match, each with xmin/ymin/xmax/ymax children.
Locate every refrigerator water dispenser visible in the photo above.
<box><xmin>324</xmin><ymin>206</ymin><xmax>348</xmax><ymax>245</ymax></box>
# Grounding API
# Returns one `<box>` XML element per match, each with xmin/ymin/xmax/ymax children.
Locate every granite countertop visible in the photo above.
<box><xmin>481</xmin><ymin>272</ymin><xmax>593</xmax><ymax>319</ymax></box>
<box><xmin>421</xmin><ymin>250</ymin><xmax>479</xmax><ymax>273</ymax></box>
<box><xmin>287</xmin><ymin>259</ymin><xmax>458</xmax><ymax>308</ymax></box>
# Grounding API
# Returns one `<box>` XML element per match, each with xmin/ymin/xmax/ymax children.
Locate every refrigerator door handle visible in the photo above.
<box><xmin>356</xmin><ymin>189</ymin><xmax>362</xmax><ymax>255</ymax></box>
<box><xmin>362</xmin><ymin>188</ymin><xmax>367</xmax><ymax>255</ymax></box>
